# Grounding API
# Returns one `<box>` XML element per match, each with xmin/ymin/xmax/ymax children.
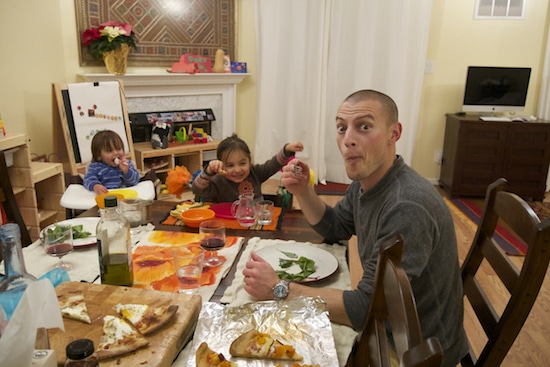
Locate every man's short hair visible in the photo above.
<box><xmin>344</xmin><ymin>90</ymin><xmax>399</xmax><ymax>125</ymax></box>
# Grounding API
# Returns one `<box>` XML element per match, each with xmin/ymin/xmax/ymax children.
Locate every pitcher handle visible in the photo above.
<box><xmin>231</xmin><ymin>200</ymin><xmax>239</xmax><ymax>217</ymax></box>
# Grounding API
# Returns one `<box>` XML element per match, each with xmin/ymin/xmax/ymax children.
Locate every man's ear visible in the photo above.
<box><xmin>389</xmin><ymin>122</ymin><xmax>402</xmax><ymax>143</ymax></box>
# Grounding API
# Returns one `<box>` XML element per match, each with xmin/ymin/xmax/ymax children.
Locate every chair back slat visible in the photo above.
<box><xmin>461</xmin><ymin>178</ymin><xmax>550</xmax><ymax>366</ymax></box>
<box><xmin>346</xmin><ymin>234</ymin><xmax>443</xmax><ymax>367</ymax></box>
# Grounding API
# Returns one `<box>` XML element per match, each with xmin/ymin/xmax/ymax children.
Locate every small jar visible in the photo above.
<box><xmin>65</xmin><ymin>339</ymin><xmax>98</xmax><ymax>367</ymax></box>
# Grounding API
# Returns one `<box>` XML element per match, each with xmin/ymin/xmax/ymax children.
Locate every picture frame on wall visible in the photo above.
<box><xmin>75</xmin><ymin>0</ymin><xmax>236</xmax><ymax>67</ymax></box>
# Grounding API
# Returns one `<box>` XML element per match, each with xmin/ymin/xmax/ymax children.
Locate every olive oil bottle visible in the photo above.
<box><xmin>96</xmin><ymin>196</ymin><xmax>133</xmax><ymax>286</ymax></box>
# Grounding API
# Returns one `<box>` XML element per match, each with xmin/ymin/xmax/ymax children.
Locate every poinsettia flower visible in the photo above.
<box><xmin>82</xmin><ymin>28</ymin><xmax>101</xmax><ymax>47</ymax></box>
<box><xmin>100</xmin><ymin>21</ymin><xmax>133</xmax><ymax>36</ymax></box>
<box><xmin>81</xmin><ymin>20</ymin><xmax>138</xmax><ymax>60</ymax></box>
<box><xmin>100</xmin><ymin>26</ymin><xmax>127</xmax><ymax>41</ymax></box>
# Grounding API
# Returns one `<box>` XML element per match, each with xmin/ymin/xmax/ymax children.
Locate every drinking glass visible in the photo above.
<box><xmin>172</xmin><ymin>244</ymin><xmax>204</xmax><ymax>294</ymax></box>
<box><xmin>199</xmin><ymin>220</ymin><xmax>226</xmax><ymax>267</ymax></box>
<box><xmin>254</xmin><ymin>199</ymin><xmax>274</xmax><ymax>225</ymax></box>
<box><xmin>43</xmin><ymin>225</ymin><xmax>74</xmax><ymax>270</ymax></box>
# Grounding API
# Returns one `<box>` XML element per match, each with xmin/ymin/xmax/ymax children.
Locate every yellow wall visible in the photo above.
<box><xmin>416</xmin><ymin>0</ymin><xmax>550</xmax><ymax>179</ymax></box>
<box><xmin>1</xmin><ymin>0</ymin><xmax>548</xmax><ymax>181</ymax></box>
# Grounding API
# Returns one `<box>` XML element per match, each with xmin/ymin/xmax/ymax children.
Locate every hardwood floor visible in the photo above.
<box><xmin>261</xmin><ymin>179</ymin><xmax>550</xmax><ymax>366</ymax></box>
<box><xmin>443</xmin><ymin>187</ymin><xmax>550</xmax><ymax>367</ymax></box>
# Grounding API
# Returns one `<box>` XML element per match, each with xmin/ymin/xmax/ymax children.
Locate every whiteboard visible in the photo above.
<box><xmin>67</xmin><ymin>81</ymin><xmax>130</xmax><ymax>165</ymax></box>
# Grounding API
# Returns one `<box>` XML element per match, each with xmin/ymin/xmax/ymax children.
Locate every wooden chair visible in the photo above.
<box><xmin>0</xmin><ymin>150</ymin><xmax>32</xmax><ymax>258</ymax></box>
<box><xmin>461</xmin><ymin>178</ymin><xmax>550</xmax><ymax>366</ymax></box>
<box><xmin>346</xmin><ymin>234</ymin><xmax>443</xmax><ymax>367</ymax></box>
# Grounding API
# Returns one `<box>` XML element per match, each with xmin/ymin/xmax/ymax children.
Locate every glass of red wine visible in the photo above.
<box><xmin>199</xmin><ymin>220</ymin><xmax>226</xmax><ymax>267</ymax></box>
<box><xmin>43</xmin><ymin>224</ymin><xmax>74</xmax><ymax>270</ymax></box>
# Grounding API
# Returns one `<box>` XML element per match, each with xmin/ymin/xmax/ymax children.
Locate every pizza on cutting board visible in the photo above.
<box><xmin>57</xmin><ymin>290</ymin><xmax>92</xmax><ymax>324</ymax></box>
<box><xmin>95</xmin><ymin>315</ymin><xmax>149</xmax><ymax>360</ymax></box>
<box><xmin>115</xmin><ymin>303</ymin><xmax>178</xmax><ymax>335</ymax></box>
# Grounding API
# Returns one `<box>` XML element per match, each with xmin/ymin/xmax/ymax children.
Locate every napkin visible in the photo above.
<box><xmin>0</xmin><ymin>268</ymin><xmax>70</xmax><ymax>320</ymax></box>
<box><xmin>0</xmin><ymin>279</ymin><xmax>64</xmax><ymax>367</ymax></box>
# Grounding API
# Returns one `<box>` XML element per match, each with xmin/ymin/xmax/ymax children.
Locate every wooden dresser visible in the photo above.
<box><xmin>439</xmin><ymin>114</ymin><xmax>550</xmax><ymax>200</ymax></box>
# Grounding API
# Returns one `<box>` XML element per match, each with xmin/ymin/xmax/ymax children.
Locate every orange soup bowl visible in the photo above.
<box><xmin>180</xmin><ymin>208</ymin><xmax>216</xmax><ymax>228</ymax></box>
<box><xmin>95</xmin><ymin>193</ymin><xmax>124</xmax><ymax>209</ymax></box>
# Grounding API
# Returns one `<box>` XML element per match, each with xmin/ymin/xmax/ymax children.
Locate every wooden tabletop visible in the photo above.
<box><xmin>79</xmin><ymin>200</ymin><xmax>331</xmax><ymax>302</ymax></box>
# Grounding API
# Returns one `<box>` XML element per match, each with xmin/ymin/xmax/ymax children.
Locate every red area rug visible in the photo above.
<box><xmin>450</xmin><ymin>198</ymin><xmax>529</xmax><ymax>256</ymax></box>
<box><xmin>315</xmin><ymin>181</ymin><xmax>350</xmax><ymax>195</ymax></box>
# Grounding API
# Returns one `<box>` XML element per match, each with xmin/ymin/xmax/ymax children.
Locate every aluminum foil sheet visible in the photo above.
<box><xmin>186</xmin><ymin>296</ymin><xmax>339</xmax><ymax>366</ymax></box>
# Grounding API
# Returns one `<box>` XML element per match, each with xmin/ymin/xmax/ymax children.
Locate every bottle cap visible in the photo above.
<box><xmin>66</xmin><ymin>338</ymin><xmax>94</xmax><ymax>360</ymax></box>
<box><xmin>104</xmin><ymin>195</ymin><xmax>119</xmax><ymax>208</ymax></box>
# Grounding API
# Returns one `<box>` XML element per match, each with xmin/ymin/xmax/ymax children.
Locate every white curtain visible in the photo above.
<box><xmin>537</xmin><ymin>26</ymin><xmax>550</xmax><ymax>188</ymax></box>
<box><xmin>254</xmin><ymin>0</ymin><xmax>432</xmax><ymax>184</ymax></box>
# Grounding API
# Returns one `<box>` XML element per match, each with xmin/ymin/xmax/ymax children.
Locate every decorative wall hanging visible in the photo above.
<box><xmin>75</xmin><ymin>0</ymin><xmax>236</xmax><ymax>67</ymax></box>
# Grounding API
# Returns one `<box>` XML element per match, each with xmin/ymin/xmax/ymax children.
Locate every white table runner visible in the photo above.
<box><xmin>174</xmin><ymin>237</ymin><xmax>358</xmax><ymax>366</ymax></box>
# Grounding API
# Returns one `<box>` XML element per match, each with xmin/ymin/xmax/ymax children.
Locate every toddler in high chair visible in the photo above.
<box><xmin>83</xmin><ymin>130</ymin><xmax>140</xmax><ymax>195</ymax></box>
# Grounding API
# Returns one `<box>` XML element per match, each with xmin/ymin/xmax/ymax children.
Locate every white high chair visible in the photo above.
<box><xmin>61</xmin><ymin>180</ymin><xmax>156</xmax><ymax>211</ymax></box>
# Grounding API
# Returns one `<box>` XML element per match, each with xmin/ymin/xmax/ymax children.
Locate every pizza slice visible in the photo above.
<box><xmin>57</xmin><ymin>290</ymin><xmax>91</xmax><ymax>324</ymax></box>
<box><xmin>96</xmin><ymin>315</ymin><xmax>149</xmax><ymax>360</ymax></box>
<box><xmin>196</xmin><ymin>342</ymin><xmax>237</xmax><ymax>367</ymax></box>
<box><xmin>114</xmin><ymin>303</ymin><xmax>178</xmax><ymax>335</ymax></box>
<box><xmin>229</xmin><ymin>329</ymin><xmax>303</xmax><ymax>361</ymax></box>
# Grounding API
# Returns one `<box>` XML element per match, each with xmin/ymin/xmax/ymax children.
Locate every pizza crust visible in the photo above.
<box><xmin>229</xmin><ymin>329</ymin><xmax>303</xmax><ymax>361</ymax></box>
<box><xmin>196</xmin><ymin>342</ymin><xmax>237</xmax><ymax>367</ymax></box>
<box><xmin>57</xmin><ymin>290</ymin><xmax>92</xmax><ymax>324</ymax></box>
<box><xmin>115</xmin><ymin>303</ymin><xmax>178</xmax><ymax>335</ymax></box>
<box><xmin>96</xmin><ymin>315</ymin><xmax>149</xmax><ymax>360</ymax></box>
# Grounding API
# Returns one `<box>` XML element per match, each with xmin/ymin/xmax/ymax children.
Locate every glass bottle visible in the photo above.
<box><xmin>96</xmin><ymin>196</ymin><xmax>133</xmax><ymax>286</ymax></box>
<box><xmin>64</xmin><ymin>339</ymin><xmax>99</xmax><ymax>367</ymax></box>
<box><xmin>0</xmin><ymin>223</ymin><xmax>38</xmax><ymax>292</ymax></box>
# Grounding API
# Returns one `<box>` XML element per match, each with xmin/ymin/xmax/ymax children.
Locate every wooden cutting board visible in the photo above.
<box><xmin>49</xmin><ymin>281</ymin><xmax>202</xmax><ymax>366</ymax></box>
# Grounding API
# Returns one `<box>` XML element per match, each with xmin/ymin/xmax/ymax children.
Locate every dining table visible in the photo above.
<box><xmin>10</xmin><ymin>199</ymin><xmax>358</xmax><ymax>366</ymax></box>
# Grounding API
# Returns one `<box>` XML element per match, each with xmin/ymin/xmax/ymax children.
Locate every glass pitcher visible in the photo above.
<box><xmin>0</xmin><ymin>223</ymin><xmax>37</xmax><ymax>292</ymax></box>
<box><xmin>231</xmin><ymin>193</ymin><xmax>256</xmax><ymax>227</ymax></box>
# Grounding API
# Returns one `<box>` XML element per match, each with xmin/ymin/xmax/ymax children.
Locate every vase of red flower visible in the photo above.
<box><xmin>82</xmin><ymin>21</ymin><xmax>137</xmax><ymax>75</ymax></box>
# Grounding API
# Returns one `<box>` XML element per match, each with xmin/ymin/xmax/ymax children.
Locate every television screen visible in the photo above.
<box><xmin>462</xmin><ymin>66</ymin><xmax>531</xmax><ymax>113</ymax></box>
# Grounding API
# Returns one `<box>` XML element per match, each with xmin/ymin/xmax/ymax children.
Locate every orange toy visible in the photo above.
<box><xmin>166</xmin><ymin>165</ymin><xmax>192</xmax><ymax>198</ymax></box>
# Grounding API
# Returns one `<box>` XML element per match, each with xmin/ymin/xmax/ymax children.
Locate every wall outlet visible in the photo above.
<box><xmin>434</xmin><ymin>150</ymin><xmax>443</xmax><ymax>164</ymax></box>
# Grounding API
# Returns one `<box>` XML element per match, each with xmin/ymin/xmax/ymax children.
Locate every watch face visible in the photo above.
<box><xmin>273</xmin><ymin>283</ymin><xmax>289</xmax><ymax>299</ymax></box>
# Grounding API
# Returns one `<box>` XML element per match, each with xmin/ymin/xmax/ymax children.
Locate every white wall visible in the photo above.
<box><xmin>1</xmin><ymin>0</ymin><xmax>549</xmax><ymax>186</ymax></box>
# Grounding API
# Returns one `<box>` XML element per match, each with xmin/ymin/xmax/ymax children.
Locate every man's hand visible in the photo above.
<box><xmin>242</xmin><ymin>252</ymin><xmax>280</xmax><ymax>300</ymax></box>
<box><xmin>281</xmin><ymin>159</ymin><xmax>310</xmax><ymax>196</ymax></box>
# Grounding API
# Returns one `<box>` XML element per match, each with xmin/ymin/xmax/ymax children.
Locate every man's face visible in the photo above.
<box><xmin>335</xmin><ymin>98</ymin><xmax>401</xmax><ymax>190</ymax></box>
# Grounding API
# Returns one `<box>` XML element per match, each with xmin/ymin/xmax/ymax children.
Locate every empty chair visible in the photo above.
<box><xmin>0</xmin><ymin>150</ymin><xmax>32</xmax><ymax>256</ymax></box>
<box><xmin>346</xmin><ymin>233</ymin><xmax>443</xmax><ymax>367</ymax></box>
<box><xmin>461</xmin><ymin>178</ymin><xmax>550</xmax><ymax>366</ymax></box>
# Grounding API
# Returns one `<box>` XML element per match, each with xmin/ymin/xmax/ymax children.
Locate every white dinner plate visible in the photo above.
<box><xmin>255</xmin><ymin>243</ymin><xmax>339</xmax><ymax>283</ymax></box>
<box><xmin>40</xmin><ymin>217</ymin><xmax>100</xmax><ymax>248</ymax></box>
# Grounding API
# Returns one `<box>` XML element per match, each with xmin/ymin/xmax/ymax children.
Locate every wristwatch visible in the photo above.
<box><xmin>272</xmin><ymin>279</ymin><xmax>290</xmax><ymax>300</ymax></box>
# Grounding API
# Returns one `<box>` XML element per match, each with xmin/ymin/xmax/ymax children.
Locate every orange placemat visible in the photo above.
<box><xmin>162</xmin><ymin>202</ymin><xmax>283</xmax><ymax>231</ymax></box>
<box><xmin>132</xmin><ymin>230</ymin><xmax>244</xmax><ymax>295</ymax></box>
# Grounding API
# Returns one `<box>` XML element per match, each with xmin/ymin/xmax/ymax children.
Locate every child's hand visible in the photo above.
<box><xmin>206</xmin><ymin>160</ymin><xmax>227</xmax><ymax>176</ymax></box>
<box><xmin>118</xmin><ymin>156</ymin><xmax>130</xmax><ymax>174</ymax></box>
<box><xmin>93</xmin><ymin>184</ymin><xmax>108</xmax><ymax>195</ymax></box>
<box><xmin>285</xmin><ymin>141</ymin><xmax>304</xmax><ymax>155</ymax></box>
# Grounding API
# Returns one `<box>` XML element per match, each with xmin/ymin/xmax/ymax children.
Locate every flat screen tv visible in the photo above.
<box><xmin>462</xmin><ymin>66</ymin><xmax>531</xmax><ymax>113</ymax></box>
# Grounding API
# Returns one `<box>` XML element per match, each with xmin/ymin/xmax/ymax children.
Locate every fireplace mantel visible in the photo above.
<box><xmin>78</xmin><ymin>73</ymin><xmax>249</xmax><ymax>139</ymax></box>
